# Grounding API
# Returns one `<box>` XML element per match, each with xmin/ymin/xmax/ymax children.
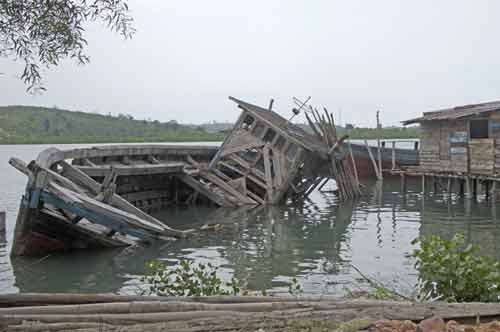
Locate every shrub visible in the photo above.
<box><xmin>412</xmin><ymin>234</ymin><xmax>500</xmax><ymax>302</ymax></box>
<box><xmin>140</xmin><ymin>259</ymin><xmax>304</xmax><ymax>297</ymax></box>
<box><xmin>140</xmin><ymin>260</ymin><xmax>247</xmax><ymax>296</ymax></box>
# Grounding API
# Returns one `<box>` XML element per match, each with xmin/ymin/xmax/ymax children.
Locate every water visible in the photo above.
<box><xmin>1</xmin><ymin>142</ymin><xmax>499</xmax><ymax>296</ymax></box>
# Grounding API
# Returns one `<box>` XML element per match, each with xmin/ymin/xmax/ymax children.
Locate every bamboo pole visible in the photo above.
<box><xmin>391</xmin><ymin>141</ymin><xmax>396</xmax><ymax>170</ymax></box>
<box><xmin>365</xmin><ymin>140</ymin><xmax>380</xmax><ymax>180</ymax></box>
<box><xmin>376</xmin><ymin>110</ymin><xmax>383</xmax><ymax>180</ymax></box>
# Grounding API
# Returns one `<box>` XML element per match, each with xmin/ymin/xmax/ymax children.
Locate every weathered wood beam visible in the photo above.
<box><xmin>58</xmin><ymin>161</ymin><xmax>190</xmax><ymax>237</ymax></box>
<box><xmin>43</xmin><ymin>184</ymin><xmax>159</xmax><ymax>240</ymax></box>
<box><xmin>220</xmin><ymin>143</ymin><xmax>265</xmax><ymax>157</ymax></box>
<box><xmin>176</xmin><ymin>174</ymin><xmax>234</xmax><ymax>208</ymax></box>
<box><xmin>262</xmin><ymin>145</ymin><xmax>274</xmax><ymax>200</ymax></box>
<box><xmin>82</xmin><ymin>158</ymin><xmax>96</xmax><ymax>167</ymax></box>
<box><xmin>228</xmin><ymin>154</ymin><xmax>266</xmax><ymax>181</ymax></box>
<box><xmin>75</xmin><ymin>163</ymin><xmax>185</xmax><ymax>177</ymax></box>
<box><xmin>147</xmin><ymin>155</ymin><xmax>160</xmax><ymax>164</ymax></box>
<box><xmin>218</xmin><ymin>161</ymin><xmax>267</xmax><ymax>189</ymax></box>
<box><xmin>272</xmin><ymin>151</ymin><xmax>282</xmax><ymax>187</ymax></box>
<box><xmin>200</xmin><ymin>171</ymin><xmax>256</xmax><ymax>205</ymax></box>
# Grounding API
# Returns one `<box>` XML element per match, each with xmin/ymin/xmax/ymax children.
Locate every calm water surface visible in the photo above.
<box><xmin>1</xmin><ymin>141</ymin><xmax>499</xmax><ymax>296</ymax></box>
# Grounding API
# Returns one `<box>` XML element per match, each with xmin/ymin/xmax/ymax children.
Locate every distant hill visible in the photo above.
<box><xmin>0</xmin><ymin>106</ymin><xmax>225</xmax><ymax>144</ymax></box>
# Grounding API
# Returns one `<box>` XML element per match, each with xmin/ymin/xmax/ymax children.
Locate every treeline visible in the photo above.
<box><xmin>0</xmin><ymin>106</ymin><xmax>225</xmax><ymax>144</ymax></box>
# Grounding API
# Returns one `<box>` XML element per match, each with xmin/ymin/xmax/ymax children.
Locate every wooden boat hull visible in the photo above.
<box><xmin>349</xmin><ymin>143</ymin><xmax>419</xmax><ymax>177</ymax></box>
<box><xmin>10</xmin><ymin>145</ymin><xmax>219</xmax><ymax>256</ymax></box>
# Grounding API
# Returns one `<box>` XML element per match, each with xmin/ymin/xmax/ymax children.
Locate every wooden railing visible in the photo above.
<box><xmin>380</xmin><ymin>140</ymin><xmax>420</xmax><ymax>171</ymax></box>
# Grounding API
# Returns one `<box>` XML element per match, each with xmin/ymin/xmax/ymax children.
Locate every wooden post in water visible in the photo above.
<box><xmin>347</xmin><ymin>141</ymin><xmax>359</xmax><ymax>185</ymax></box>
<box><xmin>446</xmin><ymin>176</ymin><xmax>453</xmax><ymax>199</ymax></box>
<box><xmin>391</xmin><ymin>141</ymin><xmax>396</xmax><ymax>170</ymax></box>
<box><xmin>400</xmin><ymin>173</ymin><xmax>406</xmax><ymax>193</ymax></box>
<box><xmin>365</xmin><ymin>140</ymin><xmax>381</xmax><ymax>180</ymax></box>
<box><xmin>465</xmin><ymin>177</ymin><xmax>472</xmax><ymax>199</ymax></box>
<box><xmin>421</xmin><ymin>175</ymin><xmax>426</xmax><ymax>194</ymax></box>
<box><xmin>472</xmin><ymin>179</ymin><xmax>478</xmax><ymax>200</ymax></box>
<box><xmin>491</xmin><ymin>181</ymin><xmax>497</xmax><ymax>202</ymax></box>
<box><xmin>459</xmin><ymin>179</ymin><xmax>465</xmax><ymax>197</ymax></box>
<box><xmin>376</xmin><ymin>111</ymin><xmax>383</xmax><ymax>180</ymax></box>
<box><xmin>485</xmin><ymin>181</ymin><xmax>490</xmax><ymax>200</ymax></box>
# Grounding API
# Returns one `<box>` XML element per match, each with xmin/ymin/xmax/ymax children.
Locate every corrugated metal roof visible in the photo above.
<box><xmin>403</xmin><ymin>100</ymin><xmax>500</xmax><ymax>125</ymax></box>
<box><xmin>228</xmin><ymin>96</ymin><xmax>329</xmax><ymax>154</ymax></box>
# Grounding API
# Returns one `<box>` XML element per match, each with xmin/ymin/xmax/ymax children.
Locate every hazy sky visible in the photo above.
<box><xmin>2</xmin><ymin>0</ymin><xmax>500</xmax><ymax>126</ymax></box>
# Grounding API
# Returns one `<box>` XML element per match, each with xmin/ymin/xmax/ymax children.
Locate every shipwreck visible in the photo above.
<box><xmin>9</xmin><ymin>97</ymin><xmax>417</xmax><ymax>256</ymax></box>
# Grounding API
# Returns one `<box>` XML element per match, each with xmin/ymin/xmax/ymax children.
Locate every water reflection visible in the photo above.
<box><xmin>7</xmin><ymin>177</ymin><xmax>500</xmax><ymax>296</ymax></box>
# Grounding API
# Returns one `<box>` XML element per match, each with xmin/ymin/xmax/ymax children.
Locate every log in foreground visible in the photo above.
<box><xmin>3</xmin><ymin>294</ymin><xmax>500</xmax><ymax>331</ymax></box>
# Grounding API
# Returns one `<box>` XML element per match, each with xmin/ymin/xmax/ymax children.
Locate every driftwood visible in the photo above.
<box><xmin>4</xmin><ymin>294</ymin><xmax>500</xmax><ymax>331</ymax></box>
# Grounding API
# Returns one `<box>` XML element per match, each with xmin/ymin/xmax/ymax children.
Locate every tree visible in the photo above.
<box><xmin>0</xmin><ymin>0</ymin><xmax>134</xmax><ymax>92</ymax></box>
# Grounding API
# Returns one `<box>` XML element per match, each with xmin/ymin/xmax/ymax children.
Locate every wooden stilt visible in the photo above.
<box><xmin>491</xmin><ymin>181</ymin><xmax>498</xmax><ymax>202</ymax></box>
<box><xmin>459</xmin><ymin>180</ymin><xmax>465</xmax><ymax>197</ymax></box>
<box><xmin>376</xmin><ymin>111</ymin><xmax>383</xmax><ymax>180</ymax></box>
<box><xmin>347</xmin><ymin>141</ymin><xmax>359</xmax><ymax>185</ymax></box>
<box><xmin>473</xmin><ymin>179</ymin><xmax>478</xmax><ymax>199</ymax></box>
<box><xmin>400</xmin><ymin>174</ymin><xmax>406</xmax><ymax>193</ymax></box>
<box><xmin>365</xmin><ymin>140</ymin><xmax>381</xmax><ymax>180</ymax></box>
<box><xmin>421</xmin><ymin>175</ymin><xmax>426</xmax><ymax>194</ymax></box>
<box><xmin>465</xmin><ymin>177</ymin><xmax>472</xmax><ymax>199</ymax></box>
<box><xmin>391</xmin><ymin>141</ymin><xmax>396</xmax><ymax>170</ymax></box>
<box><xmin>485</xmin><ymin>181</ymin><xmax>490</xmax><ymax>200</ymax></box>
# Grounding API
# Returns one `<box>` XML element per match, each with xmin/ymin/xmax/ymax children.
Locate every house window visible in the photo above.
<box><xmin>241</xmin><ymin>115</ymin><xmax>254</xmax><ymax>130</ymax></box>
<box><xmin>285</xmin><ymin>144</ymin><xmax>298</xmax><ymax>161</ymax></box>
<box><xmin>263</xmin><ymin>128</ymin><xmax>276</xmax><ymax>143</ymax></box>
<box><xmin>274</xmin><ymin>136</ymin><xmax>286</xmax><ymax>151</ymax></box>
<box><xmin>470</xmin><ymin>119</ymin><xmax>489</xmax><ymax>139</ymax></box>
<box><xmin>252</xmin><ymin>122</ymin><xmax>265</xmax><ymax>137</ymax></box>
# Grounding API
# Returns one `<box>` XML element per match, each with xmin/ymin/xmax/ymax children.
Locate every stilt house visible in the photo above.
<box><xmin>403</xmin><ymin>100</ymin><xmax>500</xmax><ymax>175</ymax></box>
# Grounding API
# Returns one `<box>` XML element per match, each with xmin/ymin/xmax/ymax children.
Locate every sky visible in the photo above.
<box><xmin>2</xmin><ymin>0</ymin><xmax>500</xmax><ymax>127</ymax></box>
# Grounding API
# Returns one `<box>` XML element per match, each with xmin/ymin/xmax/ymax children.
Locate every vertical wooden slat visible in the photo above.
<box><xmin>262</xmin><ymin>144</ymin><xmax>274</xmax><ymax>201</ymax></box>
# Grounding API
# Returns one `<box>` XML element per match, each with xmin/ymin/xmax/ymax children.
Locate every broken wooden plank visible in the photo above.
<box><xmin>200</xmin><ymin>171</ymin><xmax>257</xmax><ymax>205</ymax></box>
<box><xmin>75</xmin><ymin>163</ymin><xmax>185</xmax><ymax>177</ymax></box>
<box><xmin>272</xmin><ymin>150</ymin><xmax>282</xmax><ymax>187</ymax></box>
<box><xmin>46</xmin><ymin>182</ymin><xmax>178</xmax><ymax>238</ymax></box>
<box><xmin>262</xmin><ymin>144</ymin><xmax>274</xmax><ymax>200</ymax></box>
<box><xmin>58</xmin><ymin>161</ymin><xmax>190</xmax><ymax>237</ymax></box>
<box><xmin>228</xmin><ymin>154</ymin><xmax>266</xmax><ymax>181</ymax></box>
<box><xmin>220</xmin><ymin>142</ymin><xmax>265</xmax><ymax>157</ymax></box>
<box><xmin>176</xmin><ymin>174</ymin><xmax>234</xmax><ymax>207</ymax></box>
<box><xmin>218</xmin><ymin>161</ymin><xmax>267</xmax><ymax>189</ymax></box>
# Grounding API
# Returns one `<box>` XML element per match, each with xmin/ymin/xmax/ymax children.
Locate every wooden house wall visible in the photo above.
<box><xmin>419</xmin><ymin>111</ymin><xmax>500</xmax><ymax>175</ymax></box>
<box><xmin>419</xmin><ymin>120</ymin><xmax>468</xmax><ymax>173</ymax></box>
<box><xmin>490</xmin><ymin>112</ymin><xmax>500</xmax><ymax>174</ymax></box>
